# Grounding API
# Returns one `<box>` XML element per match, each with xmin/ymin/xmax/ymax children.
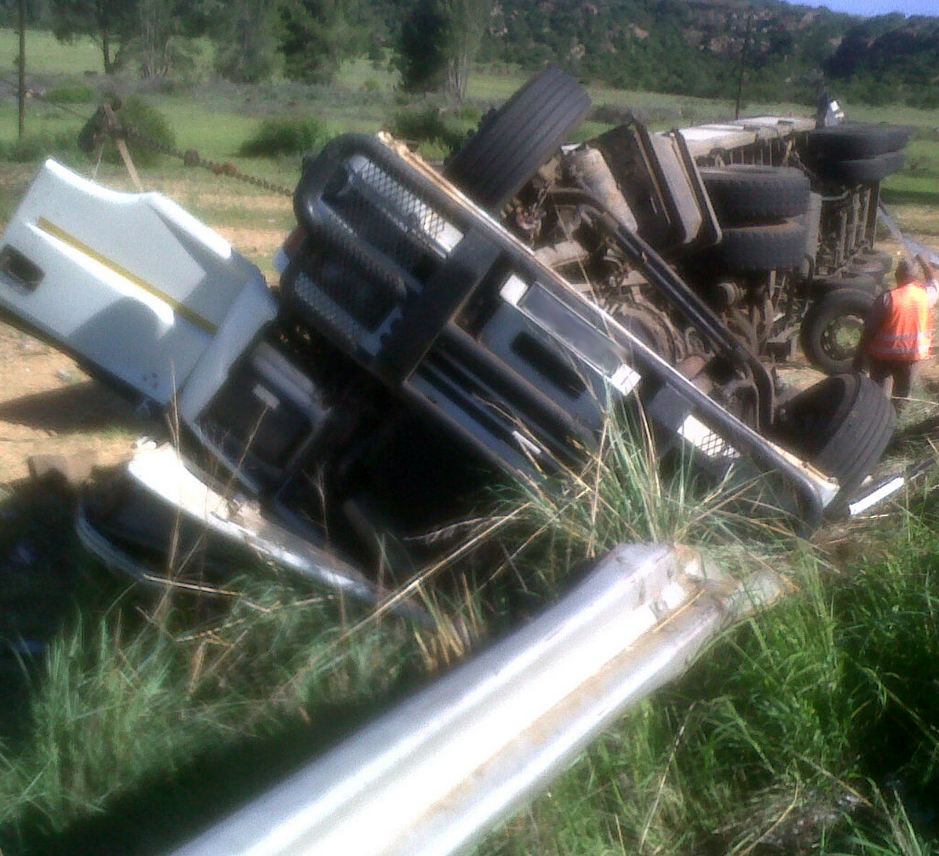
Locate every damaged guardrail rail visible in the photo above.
<box><xmin>172</xmin><ymin>543</ymin><xmax>783</xmax><ymax>856</ymax></box>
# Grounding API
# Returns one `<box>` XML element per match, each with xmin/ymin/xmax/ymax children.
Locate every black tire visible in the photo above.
<box><xmin>806</xmin><ymin>123</ymin><xmax>912</xmax><ymax>160</ymax></box>
<box><xmin>814</xmin><ymin>151</ymin><xmax>906</xmax><ymax>185</ymax></box>
<box><xmin>714</xmin><ymin>220</ymin><xmax>808</xmax><ymax>272</ymax></box>
<box><xmin>800</xmin><ymin>287</ymin><xmax>874</xmax><ymax>374</ymax></box>
<box><xmin>847</xmin><ymin>250</ymin><xmax>892</xmax><ymax>280</ymax></box>
<box><xmin>443</xmin><ymin>67</ymin><xmax>591</xmax><ymax>212</ymax></box>
<box><xmin>777</xmin><ymin>373</ymin><xmax>895</xmax><ymax>507</ymax></box>
<box><xmin>846</xmin><ymin>261</ymin><xmax>888</xmax><ymax>284</ymax></box>
<box><xmin>812</xmin><ymin>274</ymin><xmax>880</xmax><ymax>296</ymax></box>
<box><xmin>700</xmin><ymin>165</ymin><xmax>810</xmax><ymax>225</ymax></box>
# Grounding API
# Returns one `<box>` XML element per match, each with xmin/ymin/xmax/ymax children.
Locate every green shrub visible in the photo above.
<box><xmin>238</xmin><ymin>116</ymin><xmax>330</xmax><ymax>158</ymax></box>
<box><xmin>108</xmin><ymin>96</ymin><xmax>176</xmax><ymax>167</ymax></box>
<box><xmin>906</xmin><ymin>89</ymin><xmax>939</xmax><ymax>111</ymax></box>
<box><xmin>390</xmin><ymin>106</ymin><xmax>466</xmax><ymax>150</ymax></box>
<box><xmin>44</xmin><ymin>85</ymin><xmax>96</xmax><ymax>104</ymax></box>
<box><xmin>362</xmin><ymin>78</ymin><xmax>381</xmax><ymax>94</ymax></box>
<box><xmin>455</xmin><ymin>104</ymin><xmax>481</xmax><ymax>123</ymax></box>
<box><xmin>0</xmin><ymin>132</ymin><xmax>81</xmax><ymax>163</ymax></box>
<box><xmin>590</xmin><ymin>102</ymin><xmax>632</xmax><ymax>126</ymax></box>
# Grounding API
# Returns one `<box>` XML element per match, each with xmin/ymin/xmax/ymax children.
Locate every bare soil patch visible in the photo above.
<box><xmin>0</xmin><ymin>324</ymin><xmax>139</xmax><ymax>486</ymax></box>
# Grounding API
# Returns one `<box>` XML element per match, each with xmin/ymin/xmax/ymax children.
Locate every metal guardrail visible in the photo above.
<box><xmin>172</xmin><ymin>543</ymin><xmax>783</xmax><ymax>856</ymax></box>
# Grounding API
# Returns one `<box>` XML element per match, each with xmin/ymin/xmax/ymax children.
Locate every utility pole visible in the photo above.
<box><xmin>734</xmin><ymin>10</ymin><xmax>753</xmax><ymax>121</ymax></box>
<box><xmin>18</xmin><ymin>0</ymin><xmax>26</xmax><ymax>138</ymax></box>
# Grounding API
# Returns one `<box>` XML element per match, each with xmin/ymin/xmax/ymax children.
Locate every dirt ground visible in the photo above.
<box><xmin>0</xmin><ymin>324</ymin><xmax>141</xmax><ymax>486</ymax></box>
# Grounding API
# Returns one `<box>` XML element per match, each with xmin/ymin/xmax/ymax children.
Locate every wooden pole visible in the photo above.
<box><xmin>18</xmin><ymin>0</ymin><xmax>26</xmax><ymax>138</ymax></box>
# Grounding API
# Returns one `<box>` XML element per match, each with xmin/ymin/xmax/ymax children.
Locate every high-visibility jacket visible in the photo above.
<box><xmin>869</xmin><ymin>280</ymin><xmax>933</xmax><ymax>362</ymax></box>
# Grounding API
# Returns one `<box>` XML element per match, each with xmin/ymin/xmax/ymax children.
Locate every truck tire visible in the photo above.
<box><xmin>700</xmin><ymin>165</ymin><xmax>810</xmax><ymax>224</ymax></box>
<box><xmin>847</xmin><ymin>250</ymin><xmax>892</xmax><ymax>281</ymax></box>
<box><xmin>713</xmin><ymin>220</ymin><xmax>808</xmax><ymax>272</ymax></box>
<box><xmin>812</xmin><ymin>274</ymin><xmax>880</xmax><ymax>296</ymax></box>
<box><xmin>814</xmin><ymin>151</ymin><xmax>906</xmax><ymax>185</ymax></box>
<box><xmin>806</xmin><ymin>123</ymin><xmax>912</xmax><ymax>160</ymax></box>
<box><xmin>776</xmin><ymin>373</ymin><xmax>895</xmax><ymax>509</ymax></box>
<box><xmin>800</xmin><ymin>287</ymin><xmax>874</xmax><ymax>374</ymax></box>
<box><xmin>443</xmin><ymin>67</ymin><xmax>591</xmax><ymax>212</ymax></box>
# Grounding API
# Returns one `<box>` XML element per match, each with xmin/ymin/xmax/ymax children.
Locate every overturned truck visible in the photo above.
<box><xmin>0</xmin><ymin>70</ymin><xmax>913</xmax><ymax>596</ymax></box>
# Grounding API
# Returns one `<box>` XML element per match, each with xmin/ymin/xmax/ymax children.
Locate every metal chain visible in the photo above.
<box><xmin>119</xmin><ymin>125</ymin><xmax>294</xmax><ymax>197</ymax></box>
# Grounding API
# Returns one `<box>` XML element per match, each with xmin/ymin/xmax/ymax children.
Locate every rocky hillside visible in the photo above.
<box><xmin>474</xmin><ymin>0</ymin><xmax>939</xmax><ymax>106</ymax></box>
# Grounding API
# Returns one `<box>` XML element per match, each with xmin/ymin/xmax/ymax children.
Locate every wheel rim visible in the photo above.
<box><xmin>820</xmin><ymin>313</ymin><xmax>864</xmax><ymax>362</ymax></box>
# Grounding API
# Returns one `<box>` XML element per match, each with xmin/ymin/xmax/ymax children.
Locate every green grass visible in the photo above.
<box><xmin>0</xmin><ymin>415</ymin><xmax>798</xmax><ymax>855</ymax></box>
<box><xmin>5</xmin><ymin>421</ymin><xmax>938</xmax><ymax>855</ymax></box>
<box><xmin>479</xmin><ymin>499</ymin><xmax>939</xmax><ymax>854</ymax></box>
<box><xmin>0</xmin><ymin>29</ymin><xmax>103</xmax><ymax>76</ymax></box>
<box><xmin>0</xmin><ymin>560</ymin><xmax>430</xmax><ymax>854</ymax></box>
<box><xmin>0</xmin><ymin>399</ymin><xmax>938</xmax><ymax>855</ymax></box>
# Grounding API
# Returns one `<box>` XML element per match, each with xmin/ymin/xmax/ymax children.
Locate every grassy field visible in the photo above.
<box><xmin>2</xmin><ymin>27</ymin><xmax>939</xmax><ymax>856</ymax></box>
<box><xmin>1</xmin><ymin>429</ymin><xmax>938</xmax><ymax>855</ymax></box>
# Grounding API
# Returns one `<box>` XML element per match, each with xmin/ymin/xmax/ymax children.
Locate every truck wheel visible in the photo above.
<box><xmin>806</xmin><ymin>123</ymin><xmax>912</xmax><ymax>160</ymax></box>
<box><xmin>776</xmin><ymin>373</ymin><xmax>895</xmax><ymax>509</ymax></box>
<box><xmin>714</xmin><ymin>220</ymin><xmax>808</xmax><ymax>272</ymax></box>
<box><xmin>800</xmin><ymin>287</ymin><xmax>874</xmax><ymax>374</ymax></box>
<box><xmin>443</xmin><ymin>66</ymin><xmax>591</xmax><ymax>213</ymax></box>
<box><xmin>700</xmin><ymin>165</ymin><xmax>810</xmax><ymax>224</ymax></box>
<box><xmin>813</xmin><ymin>151</ymin><xmax>905</xmax><ymax>185</ymax></box>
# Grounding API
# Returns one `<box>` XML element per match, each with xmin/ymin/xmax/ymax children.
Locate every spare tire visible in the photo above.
<box><xmin>806</xmin><ymin>123</ymin><xmax>912</xmax><ymax>160</ymax></box>
<box><xmin>443</xmin><ymin>67</ymin><xmax>591</xmax><ymax>212</ymax></box>
<box><xmin>713</xmin><ymin>220</ymin><xmax>808</xmax><ymax>272</ymax></box>
<box><xmin>776</xmin><ymin>373</ymin><xmax>895</xmax><ymax>509</ymax></box>
<box><xmin>814</xmin><ymin>151</ymin><xmax>906</xmax><ymax>185</ymax></box>
<box><xmin>700</xmin><ymin>165</ymin><xmax>810</xmax><ymax>224</ymax></box>
<box><xmin>800</xmin><ymin>287</ymin><xmax>874</xmax><ymax>374</ymax></box>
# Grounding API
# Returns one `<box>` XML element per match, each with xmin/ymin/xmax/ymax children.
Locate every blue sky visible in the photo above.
<box><xmin>789</xmin><ymin>0</ymin><xmax>939</xmax><ymax>15</ymax></box>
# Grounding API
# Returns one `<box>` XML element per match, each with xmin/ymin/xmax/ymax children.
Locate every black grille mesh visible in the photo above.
<box><xmin>323</xmin><ymin>157</ymin><xmax>452</xmax><ymax>278</ymax></box>
<box><xmin>286</xmin><ymin>223</ymin><xmax>408</xmax><ymax>340</ymax></box>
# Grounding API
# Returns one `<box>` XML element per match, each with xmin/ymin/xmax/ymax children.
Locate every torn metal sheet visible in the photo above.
<box><xmin>848</xmin><ymin>456</ymin><xmax>938</xmax><ymax>517</ymax></box>
<box><xmin>171</xmin><ymin>543</ymin><xmax>783</xmax><ymax>856</ymax></box>
<box><xmin>79</xmin><ymin>443</ymin><xmax>424</xmax><ymax>618</ymax></box>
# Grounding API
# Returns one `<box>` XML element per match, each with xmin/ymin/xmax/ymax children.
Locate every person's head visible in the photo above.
<box><xmin>895</xmin><ymin>258</ymin><xmax>916</xmax><ymax>285</ymax></box>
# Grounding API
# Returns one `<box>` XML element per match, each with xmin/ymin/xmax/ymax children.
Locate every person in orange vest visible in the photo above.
<box><xmin>853</xmin><ymin>255</ymin><xmax>938</xmax><ymax>413</ymax></box>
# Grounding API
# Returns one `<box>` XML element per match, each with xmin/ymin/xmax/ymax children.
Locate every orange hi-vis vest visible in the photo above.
<box><xmin>869</xmin><ymin>280</ymin><xmax>933</xmax><ymax>362</ymax></box>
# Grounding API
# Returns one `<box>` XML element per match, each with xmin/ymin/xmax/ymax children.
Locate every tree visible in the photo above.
<box><xmin>279</xmin><ymin>0</ymin><xmax>358</xmax><ymax>84</ymax></box>
<box><xmin>48</xmin><ymin>0</ymin><xmax>136</xmax><ymax>73</ymax></box>
<box><xmin>116</xmin><ymin>0</ymin><xmax>211</xmax><ymax>78</ymax></box>
<box><xmin>395</xmin><ymin>0</ymin><xmax>448</xmax><ymax>92</ymax></box>
<box><xmin>214</xmin><ymin>0</ymin><xmax>278</xmax><ymax>82</ymax></box>
<box><xmin>133</xmin><ymin>0</ymin><xmax>175</xmax><ymax>76</ymax></box>
<box><xmin>441</xmin><ymin>0</ymin><xmax>491</xmax><ymax>100</ymax></box>
<box><xmin>395</xmin><ymin>0</ymin><xmax>490</xmax><ymax>99</ymax></box>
